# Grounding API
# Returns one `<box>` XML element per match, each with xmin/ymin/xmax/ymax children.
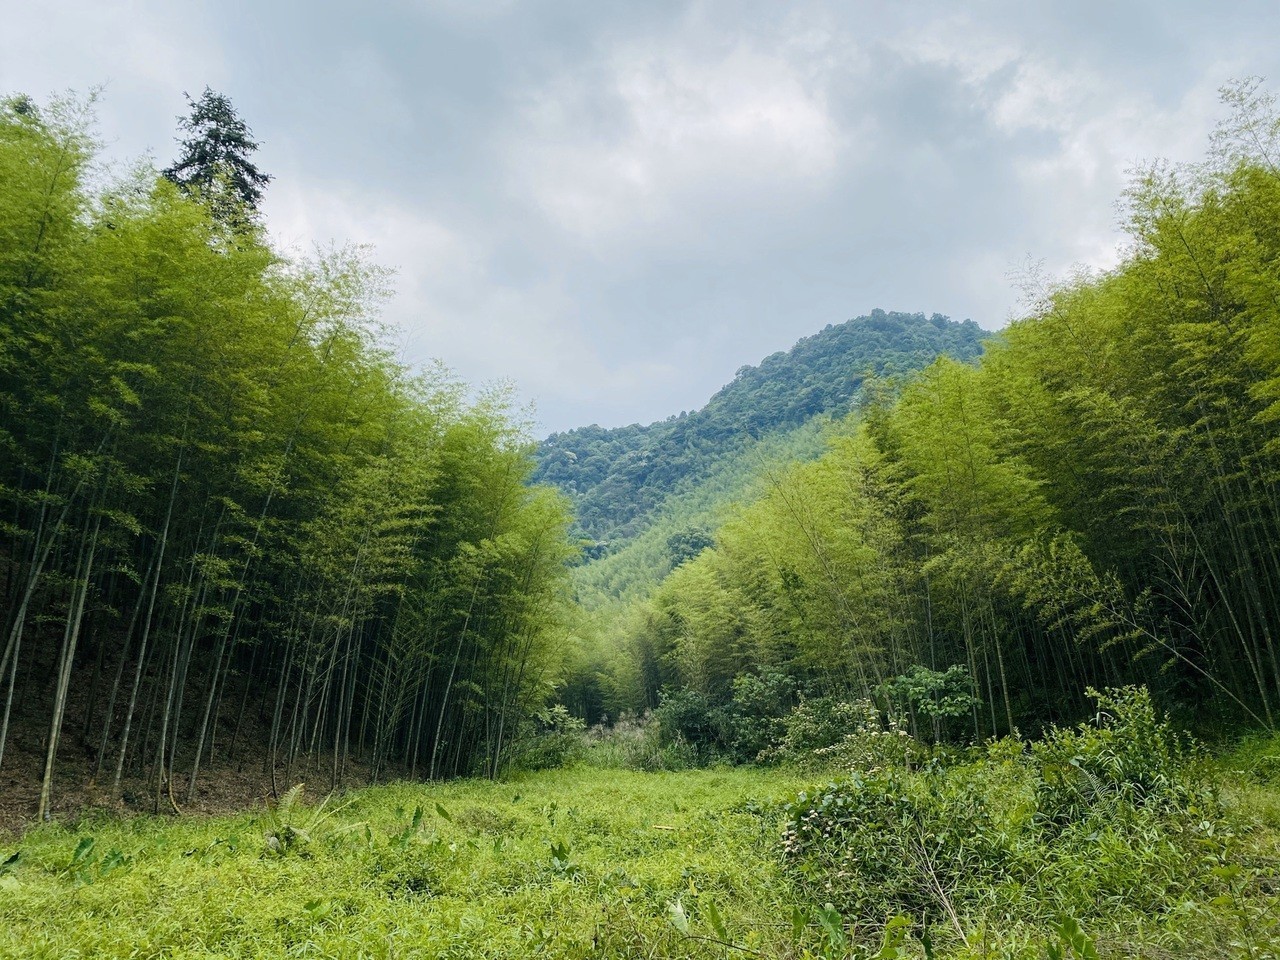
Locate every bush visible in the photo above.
<box><xmin>726</xmin><ymin>671</ymin><xmax>797</xmax><ymax>762</ymax></box>
<box><xmin>507</xmin><ymin>704</ymin><xmax>587</xmax><ymax>771</ymax></box>
<box><xmin>875</xmin><ymin>664</ymin><xmax>980</xmax><ymax>744</ymax></box>
<box><xmin>782</xmin><ymin>767</ymin><xmax>1012</xmax><ymax>923</ymax></box>
<box><xmin>776</xmin><ymin>697</ymin><xmax>876</xmax><ymax>758</ymax></box>
<box><xmin>780</xmin><ymin>686</ymin><xmax>1241</xmax><ymax>952</ymax></box>
<box><xmin>579</xmin><ymin>711</ymin><xmax>703</xmax><ymax>771</ymax></box>
<box><xmin>651</xmin><ymin>688</ymin><xmax>731</xmax><ymax>761</ymax></box>
<box><xmin>771</xmin><ymin>696</ymin><xmax>928</xmax><ymax>771</ymax></box>
<box><xmin>1031</xmin><ymin>686</ymin><xmax>1214</xmax><ymax>833</ymax></box>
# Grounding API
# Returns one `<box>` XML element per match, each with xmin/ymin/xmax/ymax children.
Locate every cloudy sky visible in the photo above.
<box><xmin>4</xmin><ymin>1</ymin><xmax>1278</xmax><ymax>433</ymax></box>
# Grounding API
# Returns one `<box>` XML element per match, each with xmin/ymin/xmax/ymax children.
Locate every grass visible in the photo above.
<box><xmin>0</xmin><ymin>767</ymin><xmax>814</xmax><ymax>959</ymax></box>
<box><xmin>2</xmin><ymin>715</ymin><xmax>1279</xmax><ymax>959</ymax></box>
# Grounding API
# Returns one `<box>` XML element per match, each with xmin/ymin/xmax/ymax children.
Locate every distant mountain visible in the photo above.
<box><xmin>533</xmin><ymin>310</ymin><xmax>987</xmax><ymax>563</ymax></box>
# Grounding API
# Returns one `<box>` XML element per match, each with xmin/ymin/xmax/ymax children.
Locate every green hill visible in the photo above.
<box><xmin>532</xmin><ymin>310</ymin><xmax>987</xmax><ymax>572</ymax></box>
<box><xmin>567</xmin><ymin>417</ymin><xmax>831</xmax><ymax>606</ymax></box>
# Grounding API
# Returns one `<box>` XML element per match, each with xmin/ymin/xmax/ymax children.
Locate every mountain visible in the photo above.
<box><xmin>533</xmin><ymin>310</ymin><xmax>988</xmax><ymax>570</ymax></box>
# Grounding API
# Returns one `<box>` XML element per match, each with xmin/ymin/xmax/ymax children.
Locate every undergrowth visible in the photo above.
<box><xmin>0</xmin><ymin>768</ymin><xmax>810</xmax><ymax>959</ymax></box>
<box><xmin>780</xmin><ymin>688</ymin><xmax>1280</xmax><ymax>958</ymax></box>
<box><xmin>1</xmin><ymin>688</ymin><xmax>1278</xmax><ymax>958</ymax></box>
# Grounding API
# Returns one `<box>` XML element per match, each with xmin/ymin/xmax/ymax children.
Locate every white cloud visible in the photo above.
<box><xmin>510</xmin><ymin>34</ymin><xmax>843</xmax><ymax>247</ymax></box>
<box><xmin>266</xmin><ymin>180</ymin><xmax>479</xmax><ymax>283</ymax></box>
<box><xmin>0</xmin><ymin>1</ymin><xmax>224</xmax><ymax>152</ymax></box>
<box><xmin>7</xmin><ymin>0</ymin><xmax>1280</xmax><ymax>432</ymax></box>
<box><xmin>872</xmin><ymin>11</ymin><xmax>1237</xmax><ymax>286</ymax></box>
<box><xmin>264</xmin><ymin>175</ymin><xmax>684</xmax><ymax>427</ymax></box>
<box><xmin>884</xmin><ymin>9</ymin><xmax>1022</xmax><ymax>89</ymax></box>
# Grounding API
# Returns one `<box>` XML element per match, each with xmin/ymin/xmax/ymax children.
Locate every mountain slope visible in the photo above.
<box><xmin>567</xmin><ymin>417</ymin><xmax>831</xmax><ymax>606</ymax></box>
<box><xmin>533</xmin><ymin>310</ymin><xmax>987</xmax><ymax>556</ymax></box>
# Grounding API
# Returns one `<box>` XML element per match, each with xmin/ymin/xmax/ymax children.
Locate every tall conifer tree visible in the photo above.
<box><xmin>163</xmin><ymin>87</ymin><xmax>271</xmax><ymax>227</ymax></box>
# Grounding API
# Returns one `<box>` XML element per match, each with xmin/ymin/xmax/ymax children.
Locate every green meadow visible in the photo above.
<box><xmin>4</xmin><ymin>712</ymin><xmax>1280</xmax><ymax>960</ymax></box>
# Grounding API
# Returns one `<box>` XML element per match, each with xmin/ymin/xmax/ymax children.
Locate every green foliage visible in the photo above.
<box><xmin>726</xmin><ymin>670</ymin><xmax>798</xmax><ymax>762</ymax></box>
<box><xmin>262</xmin><ymin>783</ymin><xmax>362</xmax><ymax>856</ymax></box>
<box><xmin>578</xmin><ymin>711</ymin><xmax>704</xmax><ymax>771</ymax></box>
<box><xmin>652</xmin><ymin>688</ymin><xmax>731</xmax><ymax>758</ymax></box>
<box><xmin>570</xmin><ymin>417</ymin><xmax>831</xmax><ymax>609</ymax></box>
<box><xmin>1031</xmin><ymin>687</ymin><xmax>1212</xmax><ymax>832</ymax></box>
<box><xmin>595</xmin><ymin>79</ymin><xmax>1280</xmax><ymax>745</ymax></box>
<box><xmin>0</xmin><ymin>92</ymin><xmax>577</xmax><ymax>814</ymax></box>
<box><xmin>877</xmin><ymin>666</ymin><xmax>981</xmax><ymax>744</ymax></box>
<box><xmin>588</xmin><ymin>673</ymin><xmax>928</xmax><ymax>771</ymax></box>
<box><xmin>536</xmin><ymin>311</ymin><xmax>985</xmax><ymax>551</ymax></box>
<box><xmin>778</xmin><ymin>686</ymin><xmax>1280</xmax><ymax>957</ymax></box>
<box><xmin>775</xmin><ymin>698</ymin><xmax>882</xmax><ymax>761</ymax></box>
<box><xmin>162</xmin><ymin>87</ymin><xmax>271</xmax><ymax>226</ymax></box>
<box><xmin>1044</xmin><ymin>917</ymin><xmax>1100</xmax><ymax>960</ymax></box>
<box><xmin>0</xmin><ymin>768</ymin><xmax>819</xmax><ymax>960</ymax></box>
<box><xmin>783</xmin><ymin>766</ymin><xmax>1011</xmax><ymax>923</ymax></box>
<box><xmin>1</xmin><ymin>751</ymin><xmax>1279</xmax><ymax>958</ymax></box>
<box><xmin>1220</xmin><ymin>731</ymin><xmax>1280</xmax><ymax>786</ymax></box>
<box><xmin>508</xmin><ymin>705</ymin><xmax>588</xmax><ymax>772</ymax></box>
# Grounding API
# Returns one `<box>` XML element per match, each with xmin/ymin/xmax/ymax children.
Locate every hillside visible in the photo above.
<box><xmin>532</xmin><ymin>310</ymin><xmax>987</xmax><ymax>553</ymax></box>
<box><xmin>567</xmin><ymin>417</ymin><xmax>831</xmax><ymax>607</ymax></box>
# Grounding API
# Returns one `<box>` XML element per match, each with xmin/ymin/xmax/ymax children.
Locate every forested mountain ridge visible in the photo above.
<box><xmin>533</xmin><ymin>310</ymin><xmax>986</xmax><ymax>548</ymax></box>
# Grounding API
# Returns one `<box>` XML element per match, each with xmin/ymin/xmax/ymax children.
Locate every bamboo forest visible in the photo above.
<box><xmin>4</xmin><ymin>61</ymin><xmax>1280</xmax><ymax>960</ymax></box>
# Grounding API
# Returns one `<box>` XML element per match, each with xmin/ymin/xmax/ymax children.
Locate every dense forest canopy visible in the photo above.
<box><xmin>0</xmin><ymin>93</ymin><xmax>576</xmax><ymax>819</ymax></box>
<box><xmin>536</xmin><ymin>313</ymin><xmax>989</xmax><ymax>616</ymax></box>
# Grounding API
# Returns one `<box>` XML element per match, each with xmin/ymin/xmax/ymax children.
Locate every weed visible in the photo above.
<box><xmin>262</xmin><ymin>782</ymin><xmax>363</xmax><ymax>855</ymax></box>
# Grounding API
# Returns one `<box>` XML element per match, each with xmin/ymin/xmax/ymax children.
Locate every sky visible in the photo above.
<box><xmin>4</xmin><ymin>1</ymin><xmax>1279</xmax><ymax>435</ymax></box>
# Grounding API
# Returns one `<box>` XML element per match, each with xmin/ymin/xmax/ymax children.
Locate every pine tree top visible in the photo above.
<box><xmin>162</xmin><ymin>87</ymin><xmax>271</xmax><ymax>225</ymax></box>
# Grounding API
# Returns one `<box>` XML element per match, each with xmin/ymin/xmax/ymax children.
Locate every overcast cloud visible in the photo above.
<box><xmin>4</xmin><ymin>1</ymin><xmax>1278</xmax><ymax>433</ymax></box>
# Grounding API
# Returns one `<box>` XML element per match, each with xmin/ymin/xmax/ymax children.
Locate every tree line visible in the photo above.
<box><xmin>586</xmin><ymin>80</ymin><xmax>1280</xmax><ymax>744</ymax></box>
<box><xmin>0</xmin><ymin>92</ymin><xmax>574</xmax><ymax>819</ymax></box>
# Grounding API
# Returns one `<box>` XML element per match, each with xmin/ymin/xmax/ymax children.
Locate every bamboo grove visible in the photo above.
<box><xmin>0</xmin><ymin>96</ymin><xmax>575</xmax><ymax>819</ymax></box>
<box><xmin>595</xmin><ymin>81</ymin><xmax>1280</xmax><ymax>740</ymax></box>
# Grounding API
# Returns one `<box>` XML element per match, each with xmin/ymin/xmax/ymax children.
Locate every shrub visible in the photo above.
<box><xmin>776</xmin><ymin>697</ymin><xmax>877</xmax><ymax>759</ymax></box>
<box><xmin>875</xmin><ymin>664</ymin><xmax>980</xmax><ymax>744</ymax></box>
<box><xmin>726</xmin><ymin>671</ymin><xmax>797</xmax><ymax>762</ymax></box>
<box><xmin>652</xmin><ymin>688</ymin><xmax>731</xmax><ymax>759</ymax></box>
<box><xmin>1031</xmin><ymin>686</ymin><xmax>1213</xmax><ymax>833</ymax></box>
<box><xmin>780</xmin><ymin>686</ymin><xmax>1240</xmax><ymax>951</ymax></box>
<box><xmin>782</xmin><ymin>767</ymin><xmax>1012</xmax><ymax>923</ymax></box>
<box><xmin>579</xmin><ymin>711</ymin><xmax>703</xmax><ymax>771</ymax></box>
<box><xmin>772</xmin><ymin>696</ymin><xmax>928</xmax><ymax>771</ymax></box>
<box><xmin>508</xmin><ymin>704</ymin><xmax>587</xmax><ymax>772</ymax></box>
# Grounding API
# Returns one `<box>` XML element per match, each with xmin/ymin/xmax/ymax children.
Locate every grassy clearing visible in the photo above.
<box><xmin>0</xmin><ymin>768</ymin><xmax>814</xmax><ymax>959</ymax></box>
<box><xmin>2</xmin><ymin>715</ymin><xmax>1280</xmax><ymax>959</ymax></box>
